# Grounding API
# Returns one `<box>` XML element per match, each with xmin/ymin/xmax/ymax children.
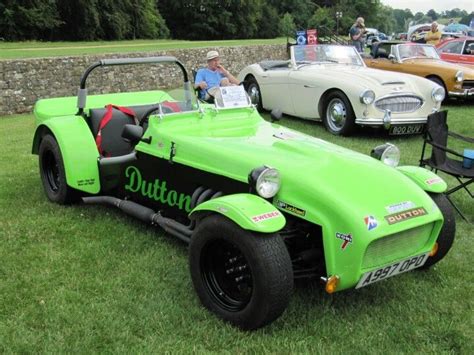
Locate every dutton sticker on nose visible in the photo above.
<box><xmin>384</xmin><ymin>207</ymin><xmax>427</xmax><ymax>225</ymax></box>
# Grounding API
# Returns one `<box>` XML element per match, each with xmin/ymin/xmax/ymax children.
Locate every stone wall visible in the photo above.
<box><xmin>0</xmin><ymin>45</ymin><xmax>287</xmax><ymax>116</ymax></box>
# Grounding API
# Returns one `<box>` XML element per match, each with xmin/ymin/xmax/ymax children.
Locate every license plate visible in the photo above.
<box><xmin>389</xmin><ymin>124</ymin><xmax>423</xmax><ymax>135</ymax></box>
<box><xmin>356</xmin><ymin>252</ymin><xmax>430</xmax><ymax>289</ymax></box>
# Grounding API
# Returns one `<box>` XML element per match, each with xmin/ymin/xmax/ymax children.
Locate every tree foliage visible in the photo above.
<box><xmin>0</xmin><ymin>1</ymin><xmax>471</xmax><ymax>41</ymax></box>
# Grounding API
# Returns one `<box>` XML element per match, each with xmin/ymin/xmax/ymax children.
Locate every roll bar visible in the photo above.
<box><xmin>76</xmin><ymin>56</ymin><xmax>190</xmax><ymax>115</ymax></box>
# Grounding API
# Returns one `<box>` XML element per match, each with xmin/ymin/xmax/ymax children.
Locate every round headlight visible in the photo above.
<box><xmin>360</xmin><ymin>89</ymin><xmax>376</xmax><ymax>105</ymax></box>
<box><xmin>248</xmin><ymin>166</ymin><xmax>281</xmax><ymax>198</ymax></box>
<box><xmin>370</xmin><ymin>143</ymin><xmax>400</xmax><ymax>167</ymax></box>
<box><xmin>431</xmin><ymin>86</ymin><xmax>445</xmax><ymax>102</ymax></box>
<box><xmin>455</xmin><ymin>70</ymin><xmax>464</xmax><ymax>83</ymax></box>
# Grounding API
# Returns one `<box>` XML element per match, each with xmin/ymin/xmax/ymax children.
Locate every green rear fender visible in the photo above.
<box><xmin>397</xmin><ymin>166</ymin><xmax>447</xmax><ymax>193</ymax></box>
<box><xmin>32</xmin><ymin>116</ymin><xmax>101</xmax><ymax>194</ymax></box>
<box><xmin>189</xmin><ymin>193</ymin><xmax>286</xmax><ymax>233</ymax></box>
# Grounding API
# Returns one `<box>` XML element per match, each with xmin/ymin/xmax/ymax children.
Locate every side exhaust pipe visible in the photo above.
<box><xmin>83</xmin><ymin>196</ymin><xmax>192</xmax><ymax>244</ymax></box>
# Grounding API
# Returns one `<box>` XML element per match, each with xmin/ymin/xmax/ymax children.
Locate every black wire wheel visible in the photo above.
<box><xmin>189</xmin><ymin>214</ymin><xmax>293</xmax><ymax>330</ymax></box>
<box><xmin>38</xmin><ymin>134</ymin><xmax>78</xmax><ymax>204</ymax></box>
<box><xmin>418</xmin><ymin>193</ymin><xmax>456</xmax><ymax>270</ymax></box>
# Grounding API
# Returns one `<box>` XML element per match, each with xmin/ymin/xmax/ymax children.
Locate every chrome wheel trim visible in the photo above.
<box><xmin>326</xmin><ymin>98</ymin><xmax>347</xmax><ymax>132</ymax></box>
<box><xmin>248</xmin><ymin>84</ymin><xmax>260</xmax><ymax>106</ymax></box>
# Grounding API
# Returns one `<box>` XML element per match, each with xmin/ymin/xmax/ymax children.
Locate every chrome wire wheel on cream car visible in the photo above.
<box><xmin>323</xmin><ymin>92</ymin><xmax>356</xmax><ymax>136</ymax></box>
<box><xmin>245</xmin><ymin>76</ymin><xmax>263</xmax><ymax>111</ymax></box>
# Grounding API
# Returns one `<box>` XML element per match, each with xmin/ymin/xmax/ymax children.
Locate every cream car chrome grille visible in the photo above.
<box><xmin>362</xmin><ymin>223</ymin><xmax>434</xmax><ymax>270</ymax></box>
<box><xmin>375</xmin><ymin>95</ymin><xmax>423</xmax><ymax>113</ymax></box>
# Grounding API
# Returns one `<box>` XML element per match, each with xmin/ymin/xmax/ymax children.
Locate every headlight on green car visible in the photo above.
<box><xmin>455</xmin><ymin>70</ymin><xmax>464</xmax><ymax>83</ymax></box>
<box><xmin>371</xmin><ymin>143</ymin><xmax>400</xmax><ymax>167</ymax></box>
<box><xmin>431</xmin><ymin>86</ymin><xmax>445</xmax><ymax>103</ymax></box>
<box><xmin>359</xmin><ymin>89</ymin><xmax>376</xmax><ymax>105</ymax></box>
<box><xmin>248</xmin><ymin>166</ymin><xmax>281</xmax><ymax>198</ymax></box>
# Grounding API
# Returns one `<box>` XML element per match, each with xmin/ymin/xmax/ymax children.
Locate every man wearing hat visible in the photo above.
<box><xmin>349</xmin><ymin>17</ymin><xmax>366</xmax><ymax>53</ymax></box>
<box><xmin>195</xmin><ymin>50</ymin><xmax>239</xmax><ymax>101</ymax></box>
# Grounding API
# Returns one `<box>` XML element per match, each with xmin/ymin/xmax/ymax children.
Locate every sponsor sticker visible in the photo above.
<box><xmin>364</xmin><ymin>215</ymin><xmax>378</xmax><ymax>231</ymax></box>
<box><xmin>385</xmin><ymin>201</ymin><xmax>415</xmax><ymax>214</ymax></box>
<box><xmin>251</xmin><ymin>211</ymin><xmax>281</xmax><ymax>223</ymax></box>
<box><xmin>426</xmin><ymin>177</ymin><xmax>442</xmax><ymax>185</ymax></box>
<box><xmin>336</xmin><ymin>232</ymin><xmax>353</xmax><ymax>250</ymax></box>
<box><xmin>277</xmin><ymin>200</ymin><xmax>306</xmax><ymax>216</ymax></box>
<box><xmin>385</xmin><ymin>207</ymin><xmax>427</xmax><ymax>225</ymax></box>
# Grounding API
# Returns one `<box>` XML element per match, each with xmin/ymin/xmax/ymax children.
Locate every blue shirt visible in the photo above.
<box><xmin>195</xmin><ymin>68</ymin><xmax>226</xmax><ymax>99</ymax></box>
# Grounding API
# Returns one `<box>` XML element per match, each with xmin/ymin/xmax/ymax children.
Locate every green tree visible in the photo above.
<box><xmin>392</xmin><ymin>8</ymin><xmax>413</xmax><ymax>33</ymax></box>
<box><xmin>307</xmin><ymin>7</ymin><xmax>335</xmax><ymax>32</ymax></box>
<box><xmin>0</xmin><ymin>0</ymin><xmax>63</xmax><ymax>40</ymax></box>
<box><xmin>279</xmin><ymin>12</ymin><xmax>296</xmax><ymax>39</ymax></box>
<box><xmin>459</xmin><ymin>11</ymin><xmax>474</xmax><ymax>25</ymax></box>
<box><xmin>256</xmin><ymin>3</ymin><xmax>279</xmax><ymax>39</ymax></box>
<box><xmin>158</xmin><ymin>0</ymin><xmax>263</xmax><ymax>40</ymax></box>
<box><xmin>426</xmin><ymin>9</ymin><xmax>438</xmax><ymax>21</ymax></box>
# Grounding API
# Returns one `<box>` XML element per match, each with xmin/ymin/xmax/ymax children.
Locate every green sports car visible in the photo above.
<box><xmin>32</xmin><ymin>57</ymin><xmax>455</xmax><ymax>330</ymax></box>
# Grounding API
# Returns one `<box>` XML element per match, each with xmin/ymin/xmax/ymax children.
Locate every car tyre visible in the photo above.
<box><xmin>419</xmin><ymin>193</ymin><xmax>456</xmax><ymax>269</ymax></box>
<box><xmin>39</xmin><ymin>134</ymin><xmax>79</xmax><ymax>204</ymax></box>
<box><xmin>323</xmin><ymin>91</ymin><xmax>356</xmax><ymax>136</ymax></box>
<box><xmin>189</xmin><ymin>214</ymin><xmax>293</xmax><ymax>330</ymax></box>
<box><xmin>245</xmin><ymin>76</ymin><xmax>263</xmax><ymax>111</ymax></box>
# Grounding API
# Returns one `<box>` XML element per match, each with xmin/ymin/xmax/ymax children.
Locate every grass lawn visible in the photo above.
<box><xmin>0</xmin><ymin>38</ymin><xmax>287</xmax><ymax>60</ymax></box>
<box><xmin>0</xmin><ymin>105</ymin><xmax>473</xmax><ymax>352</ymax></box>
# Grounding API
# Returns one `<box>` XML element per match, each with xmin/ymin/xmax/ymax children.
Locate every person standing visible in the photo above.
<box><xmin>425</xmin><ymin>22</ymin><xmax>442</xmax><ymax>45</ymax></box>
<box><xmin>349</xmin><ymin>17</ymin><xmax>366</xmax><ymax>53</ymax></box>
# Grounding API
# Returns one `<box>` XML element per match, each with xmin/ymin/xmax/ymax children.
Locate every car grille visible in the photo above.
<box><xmin>374</xmin><ymin>95</ymin><xmax>423</xmax><ymax>113</ymax></box>
<box><xmin>362</xmin><ymin>223</ymin><xmax>434</xmax><ymax>270</ymax></box>
<box><xmin>462</xmin><ymin>80</ymin><xmax>474</xmax><ymax>90</ymax></box>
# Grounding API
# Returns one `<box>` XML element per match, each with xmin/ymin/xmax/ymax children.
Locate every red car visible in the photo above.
<box><xmin>436</xmin><ymin>37</ymin><xmax>474</xmax><ymax>66</ymax></box>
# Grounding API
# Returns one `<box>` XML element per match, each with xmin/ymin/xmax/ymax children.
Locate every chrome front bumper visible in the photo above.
<box><xmin>448</xmin><ymin>88</ymin><xmax>474</xmax><ymax>97</ymax></box>
<box><xmin>355</xmin><ymin>116</ymin><xmax>428</xmax><ymax>128</ymax></box>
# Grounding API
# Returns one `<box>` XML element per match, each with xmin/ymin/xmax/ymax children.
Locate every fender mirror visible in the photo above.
<box><xmin>388</xmin><ymin>54</ymin><xmax>396</xmax><ymax>62</ymax></box>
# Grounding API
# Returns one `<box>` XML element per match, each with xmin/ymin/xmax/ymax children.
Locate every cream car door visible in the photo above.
<box><xmin>258</xmin><ymin>69</ymin><xmax>293</xmax><ymax>114</ymax></box>
<box><xmin>288</xmin><ymin>68</ymin><xmax>322</xmax><ymax>119</ymax></box>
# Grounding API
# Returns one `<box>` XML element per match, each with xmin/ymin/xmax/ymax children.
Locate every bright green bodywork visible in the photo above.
<box><xmin>33</xmin><ymin>89</ymin><xmax>447</xmax><ymax>291</ymax></box>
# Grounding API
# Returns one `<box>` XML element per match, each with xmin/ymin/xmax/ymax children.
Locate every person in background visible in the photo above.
<box><xmin>425</xmin><ymin>22</ymin><xmax>442</xmax><ymax>45</ymax></box>
<box><xmin>349</xmin><ymin>17</ymin><xmax>366</xmax><ymax>53</ymax></box>
<box><xmin>195</xmin><ymin>50</ymin><xmax>239</xmax><ymax>101</ymax></box>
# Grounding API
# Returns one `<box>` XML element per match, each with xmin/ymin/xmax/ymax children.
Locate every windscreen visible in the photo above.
<box><xmin>398</xmin><ymin>44</ymin><xmax>440</xmax><ymax>60</ymax></box>
<box><xmin>292</xmin><ymin>45</ymin><xmax>364</xmax><ymax>66</ymax></box>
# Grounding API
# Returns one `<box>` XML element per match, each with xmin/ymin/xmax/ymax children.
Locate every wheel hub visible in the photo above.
<box><xmin>201</xmin><ymin>239</ymin><xmax>253</xmax><ymax>312</ymax></box>
<box><xmin>327</xmin><ymin>99</ymin><xmax>347</xmax><ymax>131</ymax></box>
<box><xmin>248</xmin><ymin>85</ymin><xmax>260</xmax><ymax>106</ymax></box>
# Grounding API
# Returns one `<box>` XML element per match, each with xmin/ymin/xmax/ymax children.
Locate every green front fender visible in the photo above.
<box><xmin>189</xmin><ymin>193</ymin><xmax>286</xmax><ymax>233</ymax></box>
<box><xmin>397</xmin><ymin>166</ymin><xmax>447</xmax><ymax>193</ymax></box>
<box><xmin>32</xmin><ymin>116</ymin><xmax>101</xmax><ymax>194</ymax></box>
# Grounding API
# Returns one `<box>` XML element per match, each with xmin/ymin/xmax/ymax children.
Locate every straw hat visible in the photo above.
<box><xmin>206</xmin><ymin>50</ymin><xmax>219</xmax><ymax>61</ymax></box>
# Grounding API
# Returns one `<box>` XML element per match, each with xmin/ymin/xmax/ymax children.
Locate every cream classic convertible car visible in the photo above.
<box><xmin>238</xmin><ymin>44</ymin><xmax>445</xmax><ymax>136</ymax></box>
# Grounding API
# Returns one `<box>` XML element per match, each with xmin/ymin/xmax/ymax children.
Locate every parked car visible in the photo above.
<box><xmin>365</xmin><ymin>41</ymin><xmax>474</xmax><ymax>99</ymax></box>
<box><xmin>33</xmin><ymin>56</ymin><xmax>455</xmax><ymax>330</ymax></box>
<box><xmin>395</xmin><ymin>32</ymin><xmax>408</xmax><ymax>41</ymax></box>
<box><xmin>238</xmin><ymin>44</ymin><xmax>445</xmax><ymax>136</ymax></box>
<box><xmin>436</xmin><ymin>37</ymin><xmax>474</xmax><ymax>66</ymax></box>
